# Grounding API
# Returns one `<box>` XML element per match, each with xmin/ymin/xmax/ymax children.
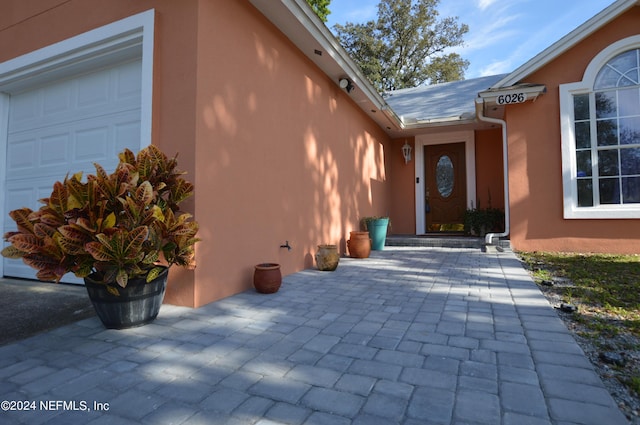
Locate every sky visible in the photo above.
<box><xmin>325</xmin><ymin>0</ymin><xmax>615</xmax><ymax>79</ymax></box>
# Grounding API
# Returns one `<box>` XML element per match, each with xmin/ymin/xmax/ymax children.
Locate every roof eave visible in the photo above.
<box><xmin>248</xmin><ymin>0</ymin><xmax>403</xmax><ymax>133</ymax></box>
<box><xmin>478</xmin><ymin>84</ymin><xmax>547</xmax><ymax>104</ymax></box>
<box><xmin>492</xmin><ymin>0</ymin><xmax>640</xmax><ymax>88</ymax></box>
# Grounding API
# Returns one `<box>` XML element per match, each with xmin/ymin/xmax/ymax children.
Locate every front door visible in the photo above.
<box><xmin>425</xmin><ymin>142</ymin><xmax>467</xmax><ymax>232</ymax></box>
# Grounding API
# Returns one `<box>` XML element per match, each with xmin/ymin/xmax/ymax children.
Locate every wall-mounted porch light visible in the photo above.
<box><xmin>339</xmin><ymin>78</ymin><xmax>355</xmax><ymax>93</ymax></box>
<box><xmin>402</xmin><ymin>141</ymin><xmax>412</xmax><ymax>164</ymax></box>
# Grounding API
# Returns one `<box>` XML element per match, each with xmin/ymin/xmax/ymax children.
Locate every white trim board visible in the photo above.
<box><xmin>414</xmin><ymin>130</ymin><xmax>476</xmax><ymax>234</ymax></box>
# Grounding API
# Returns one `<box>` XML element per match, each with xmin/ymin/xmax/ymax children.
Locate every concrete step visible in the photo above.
<box><xmin>385</xmin><ymin>235</ymin><xmax>511</xmax><ymax>250</ymax></box>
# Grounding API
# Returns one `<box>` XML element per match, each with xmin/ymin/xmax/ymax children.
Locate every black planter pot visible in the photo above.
<box><xmin>84</xmin><ymin>267</ymin><xmax>169</xmax><ymax>329</ymax></box>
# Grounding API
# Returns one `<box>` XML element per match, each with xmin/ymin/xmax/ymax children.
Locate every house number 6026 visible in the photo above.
<box><xmin>496</xmin><ymin>93</ymin><xmax>526</xmax><ymax>105</ymax></box>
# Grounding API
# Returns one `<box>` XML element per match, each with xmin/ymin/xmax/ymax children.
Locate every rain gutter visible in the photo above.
<box><xmin>474</xmin><ymin>83</ymin><xmax>546</xmax><ymax>245</ymax></box>
<box><xmin>474</xmin><ymin>98</ymin><xmax>510</xmax><ymax>245</ymax></box>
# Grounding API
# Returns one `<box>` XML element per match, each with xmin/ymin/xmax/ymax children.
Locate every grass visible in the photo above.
<box><xmin>518</xmin><ymin>251</ymin><xmax>640</xmax><ymax>403</ymax></box>
<box><xmin>518</xmin><ymin>252</ymin><xmax>640</xmax><ymax>337</ymax></box>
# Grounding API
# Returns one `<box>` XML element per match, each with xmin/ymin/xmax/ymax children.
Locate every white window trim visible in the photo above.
<box><xmin>414</xmin><ymin>130</ymin><xmax>476</xmax><ymax>234</ymax></box>
<box><xmin>560</xmin><ymin>35</ymin><xmax>640</xmax><ymax>219</ymax></box>
<box><xmin>0</xmin><ymin>10</ymin><xmax>155</xmax><ymax>278</ymax></box>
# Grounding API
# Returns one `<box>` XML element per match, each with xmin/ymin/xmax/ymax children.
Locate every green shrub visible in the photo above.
<box><xmin>464</xmin><ymin>206</ymin><xmax>504</xmax><ymax>236</ymax></box>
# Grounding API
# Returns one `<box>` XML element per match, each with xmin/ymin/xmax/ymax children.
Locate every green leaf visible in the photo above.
<box><xmin>106</xmin><ymin>285</ymin><xmax>120</xmax><ymax>296</ymax></box>
<box><xmin>47</xmin><ymin>181</ymin><xmax>69</xmax><ymax>215</ymax></box>
<box><xmin>8</xmin><ymin>208</ymin><xmax>36</xmax><ymax>235</ymax></box>
<box><xmin>1</xmin><ymin>245</ymin><xmax>25</xmax><ymax>258</ymax></box>
<box><xmin>124</xmin><ymin>226</ymin><xmax>149</xmax><ymax>255</ymax></box>
<box><xmin>85</xmin><ymin>241</ymin><xmax>116</xmax><ymax>262</ymax></box>
<box><xmin>102</xmin><ymin>212</ymin><xmax>116</xmax><ymax>230</ymax></box>
<box><xmin>7</xmin><ymin>234</ymin><xmax>42</xmax><ymax>253</ymax></box>
<box><xmin>57</xmin><ymin>225</ymin><xmax>87</xmax><ymax>243</ymax></box>
<box><xmin>137</xmin><ymin>181</ymin><xmax>154</xmax><ymax>205</ymax></box>
<box><xmin>116</xmin><ymin>269</ymin><xmax>128</xmax><ymax>288</ymax></box>
<box><xmin>146</xmin><ymin>266</ymin><xmax>165</xmax><ymax>283</ymax></box>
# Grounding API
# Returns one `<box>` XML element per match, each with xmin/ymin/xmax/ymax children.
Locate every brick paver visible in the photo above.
<box><xmin>0</xmin><ymin>247</ymin><xmax>629</xmax><ymax>424</ymax></box>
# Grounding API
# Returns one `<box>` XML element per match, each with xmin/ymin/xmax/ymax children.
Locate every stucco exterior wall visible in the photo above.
<box><xmin>506</xmin><ymin>6</ymin><xmax>640</xmax><ymax>254</ymax></box>
<box><xmin>189</xmin><ymin>0</ymin><xmax>392</xmax><ymax>306</ymax></box>
<box><xmin>474</xmin><ymin>128</ymin><xmax>504</xmax><ymax>210</ymax></box>
<box><xmin>0</xmin><ymin>0</ymin><xmax>392</xmax><ymax>307</ymax></box>
<box><xmin>389</xmin><ymin>138</ymin><xmax>416</xmax><ymax>235</ymax></box>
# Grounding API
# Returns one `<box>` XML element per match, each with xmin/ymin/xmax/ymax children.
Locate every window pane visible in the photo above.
<box><xmin>595</xmin><ymin>67</ymin><xmax>621</xmax><ymax>89</ymax></box>
<box><xmin>577</xmin><ymin>179</ymin><xmax>593</xmax><ymax>207</ymax></box>
<box><xmin>598</xmin><ymin>150</ymin><xmax>619</xmax><ymax>176</ymax></box>
<box><xmin>573</xmin><ymin>94</ymin><xmax>590</xmax><ymax>120</ymax></box>
<box><xmin>596</xmin><ymin>92</ymin><xmax>617</xmax><ymax>118</ymax></box>
<box><xmin>576</xmin><ymin>151</ymin><xmax>592</xmax><ymax>177</ymax></box>
<box><xmin>623</xmin><ymin>177</ymin><xmax>640</xmax><ymax>203</ymax></box>
<box><xmin>436</xmin><ymin>155</ymin><xmax>454</xmax><ymax>198</ymax></box>
<box><xmin>620</xmin><ymin>117</ymin><xmax>640</xmax><ymax>145</ymax></box>
<box><xmin>575</xmin><ymin>121</ymin><xmax>591</xmax><ymax>148</ymax></box>
<box><xmin>618</xmin><ymin>87</ymin><xmax>640</xmax><ymax>116</ymax></box>
<box><xmin>595</xmin><ymin>50</ymin><xmax>640</xmax><ymax>89</ymax></box>
<box><xmin>599</xmin><ymin>178</ymin><xmax>620</xmax><ymax>204</ymax></box>
<box><xmin>621</xmin><ymin>147</ymin><xmax>640</xmax><ymax>175</ymax></box>
<box><xmin>597</xmin><ymin>119</ymin><xmax>618</xmax><ymax>146</ymax></box>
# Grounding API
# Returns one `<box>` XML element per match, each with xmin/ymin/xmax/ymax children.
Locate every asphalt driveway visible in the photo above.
<box><xmin>0</xmin><ymin>278</ymin><xmax>95</xmax><ymax>346</ymax></box>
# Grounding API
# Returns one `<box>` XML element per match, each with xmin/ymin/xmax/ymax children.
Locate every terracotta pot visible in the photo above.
<box><xmin>253</xmin><ymin>263</ymin><xmax>282</xmax><ymax>294</ymax></box>
<box><xmin>315</xmin><ymin>244</ymin><xmax>340</xmax><ymax>271</ymax></box>
<box><xmin>347</xmin><ymin>231</ymin><xmax>371</xmax><ymax>258</ymax></box>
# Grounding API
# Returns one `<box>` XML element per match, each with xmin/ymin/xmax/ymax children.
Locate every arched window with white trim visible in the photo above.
<box><xmin>560</xmin><ymin>37</ymin><xmax>640</xmax><ymax>219</ymax></box>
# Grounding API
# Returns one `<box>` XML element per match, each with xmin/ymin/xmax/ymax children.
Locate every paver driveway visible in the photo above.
<box><xmin>0</xmin><ymin>247</ymin><xmax>628</xmax><ymax>424</ymax></box>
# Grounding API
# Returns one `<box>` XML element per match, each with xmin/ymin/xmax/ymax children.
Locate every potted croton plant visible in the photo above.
<box><xmin>1</xmin><ymin>145</ymin><xmax>199</xmax><ymax>329</ymax></box>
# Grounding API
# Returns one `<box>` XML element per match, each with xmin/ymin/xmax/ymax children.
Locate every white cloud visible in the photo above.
<box><xmin>461</xmin><ymin>15</ymin><xmax>520</xmax><ymax>53</ymax></box>
<box><xmin>479</xmin><ymin>59</ymin><xmax>514</xmax><ymax>77</ymax></box>
<box><xmin>477</xmin><ymin>0</ymin><xmax>499</xmax><ymax>11</ymax></box>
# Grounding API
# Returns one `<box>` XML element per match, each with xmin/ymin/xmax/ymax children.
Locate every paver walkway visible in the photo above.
<box><xmin>0</xmin><ymin>247</ymin><xmax>628</xmax><ymax>424</ymax></box>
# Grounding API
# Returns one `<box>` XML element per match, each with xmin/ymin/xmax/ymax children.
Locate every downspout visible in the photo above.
<box><xmin>474</xmin><ymin>98</ymin><xmax>509</xmax><ymax>245</ymax></box>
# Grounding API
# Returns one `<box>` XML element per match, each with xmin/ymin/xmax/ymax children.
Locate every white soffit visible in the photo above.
<box><xmin>248</xmin><ymin>0</ymin><xmax>403</xmax><ymax>132</ymax></box>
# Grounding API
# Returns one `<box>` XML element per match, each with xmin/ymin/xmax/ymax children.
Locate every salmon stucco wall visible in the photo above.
<box><xmin>0</xmin><ymin>0</ymin><xmax>393</xmax><ymax>307</ymax></box>
<box><xmin>188</xmin><ymin>0</ymin><xmax>392</xmax><ymax>307</ymax></box>
<box><xmin>474</xmin><ymin>128</ymin><xmax>505</xmax><ymax>211</ymax></box>
<box><xmin>506</xmin><ymin>7</ymin><xmax>640</xmax><ymax>254</ymax></box>
<box><xmin>389</xmin><ymin>138</ymin><xmax>416</xmax><ymax>235</ymax></box>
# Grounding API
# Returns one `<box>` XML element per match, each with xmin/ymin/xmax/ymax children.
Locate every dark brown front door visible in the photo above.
<box><xmin>425</xmin><ymin>142</ymin><xmax>467</xmax><ymax>232</ymax></box>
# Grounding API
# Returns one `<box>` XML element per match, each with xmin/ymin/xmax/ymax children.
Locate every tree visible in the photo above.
<box><xmin>333</xmin><ymin>0</ymin><xmax>469</xmax><ymax>92</ymax></box>
<box><xmin>306</xmin><ymin>0</ymin><xmax>331</xmax><ymax>23</ymax></box>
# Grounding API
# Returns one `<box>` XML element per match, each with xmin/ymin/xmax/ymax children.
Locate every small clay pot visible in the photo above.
<box><xmin>315</xmin><ymin>244</ymin><xmax>340</xmax><ymax>271</ymax></box>
<box><xmin>253</xmin><ymin>263</ymin><xmax>282</xmax><ymax>294</ymax></box>
<box><xmin>347</xmin><ymin>231</ymin><xmax>371</xmax><ymax>258</ymax></box>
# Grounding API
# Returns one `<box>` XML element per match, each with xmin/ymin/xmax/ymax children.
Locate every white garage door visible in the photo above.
<box><xmin>2</xmin><ymin>59</ymin><xmax>142</xmax><ymax>283</ymax></box>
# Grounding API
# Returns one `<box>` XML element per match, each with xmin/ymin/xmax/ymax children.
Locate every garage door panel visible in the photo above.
<box><xmin>7</xmin><ymin>109</ymin><xmax>140</xmax><ymax>180</ymax></box>
<box><xmin>3</xmin><ymin>186</ymin><xmax>40</xmax><ymax>213</ymax></box>
<box><xmin>9</xmin><ymin>91</ymin><xmax>40</xmax><ymax>125</ymax></box>
<box><xmin>43</xmin><ymin>84</ymin><xmax>72</xmax><ymax>116</ymax></box>
<box><xmin>9</xmin><ymin>100</ymin><xmax>140</xmax><ymax>134</ymax></box>
<box><xmin>77</xmin><ymin>71</ymin><xmax>110</xmax><ymax>108</ymax></box>
<box><xmin>40</xmin><ymin>133</ymin><xmax>71</xmax><ymax>166</ymax></box>
<box><xmin>115</xmin><ymin>61</ymin><xmax>143</xmax><ymax>100</ymax></box>
<box><xmin>115</xmin><ymin>120</ymin><xmax>141</xmax><ymax>152</ymax></box>
<box><xmin>8</xmin><ymin>60</ymin><xmax>141</xmax><ymax>134</ymax></box>
<box><xmin>75</xmin><ymin>126</ymin><xmax>109</xmax><ymax>161</ymax></box>
<box><xmin>6</xmin><ymin>137</ymin><xmax>37</xmax><ymax>170</ymax></box>
<box><xmin>3</xmin><ymin>59</ymin><xmax>142</xmax><ymax>283</ymax></box>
